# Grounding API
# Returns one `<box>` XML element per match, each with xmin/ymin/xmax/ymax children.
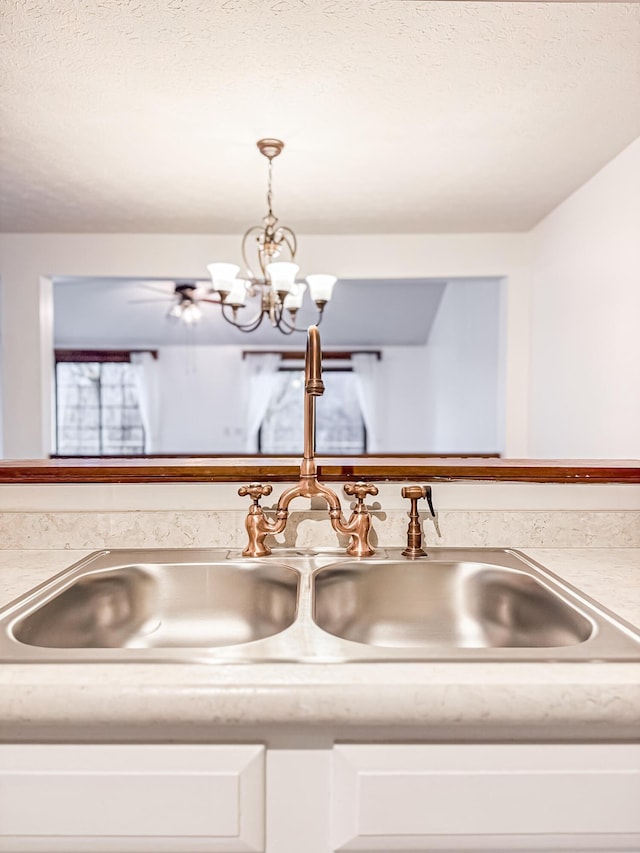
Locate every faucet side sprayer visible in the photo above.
<box><xmin>239</xmin><ymin>325</ymin><xmax>378</xmax><ymax>558</ymax></box>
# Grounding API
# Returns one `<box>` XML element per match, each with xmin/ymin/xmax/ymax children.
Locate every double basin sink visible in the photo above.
<box><xmin>0</xmin><ymin>547</ymin><xmax>639</xmax><ymax>663</ymax></box>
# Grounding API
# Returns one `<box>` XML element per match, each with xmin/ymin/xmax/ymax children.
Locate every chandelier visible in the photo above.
<box><xmin>205</xmin><ymin>139</ymin><xmax>337</xmax><ymax>335</ymax></box>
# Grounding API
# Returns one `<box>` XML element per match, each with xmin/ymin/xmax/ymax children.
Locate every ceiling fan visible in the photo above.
<box><xmin>129</xmin><ymin>281</ymin><xmax>216</xmax><ymax>325</ymax></box>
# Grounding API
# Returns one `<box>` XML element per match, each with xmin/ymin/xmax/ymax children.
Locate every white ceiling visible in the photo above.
<box><xmin>2</xmin><ymin>2</ymin><xmax>639</xmax><ymax>234</ymax></box>
<box><xmin>52</xmin><ymin>277</ymin><xmax>454</xmax><ymax>347</ymax></box>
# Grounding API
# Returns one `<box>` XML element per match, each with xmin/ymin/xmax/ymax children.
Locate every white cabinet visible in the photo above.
<box><xmin>0</xmin><ymin>744</ymin><xmax>264</xmax><ymax>853</ymax></box>
<box><xmin>1</xmin><ymin>742</ymin><xmax>640</xmax><ymax>853</ymax></box>
<box><xmin>331</xmin><ymin>744</ymin><xmax>640</xmax><ymax>852</ymax></box>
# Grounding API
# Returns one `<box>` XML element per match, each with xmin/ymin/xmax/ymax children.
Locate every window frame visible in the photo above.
<box><xmin>53</xmin><ymin>349</ymin><xmax>156</xmax><ymax>458</ymax></box>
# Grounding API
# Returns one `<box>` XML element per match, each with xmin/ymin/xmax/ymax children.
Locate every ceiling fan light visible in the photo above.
<box><xmin>207</xmin><ymin>262</ymin><xmax>240</xmax><ymax>293</ymax></box>
<box><xmin>283</xmin><ymin>281</ymin><xmax>307</xmax><ymax>311</ymax></box>
<box><xmin>267</xmin><ymin>261</ymin><xmax>299</xmax><ymax>294</ymax></box>
<box><xmin>181</xmin><ymin>302</ymin><xmax>203</xmax><ymax>325</ymax></box>
<box><xmin>307</xmin><ymin>274</ymin><xmax>337</xmax><ymax>304</ymax></box>
<box><xmin>168</xmin><ymin>303</ymin><xmax>183</xmax><ymax>320</ymax></box>
<box><xmin>224</xmin><ymin>279</ymin><xmax>249</xmax><ymax>307</ymax></box>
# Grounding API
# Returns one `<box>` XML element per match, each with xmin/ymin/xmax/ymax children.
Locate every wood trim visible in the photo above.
<box><xmin>0</xmin><ymin>457</ymin><xmax>638</xmax><ymax>484</ymax></box>
<box><xmin>54</xmin><ymin>349</ymin><xmax>159</xmax><ymax>363</ymax></box>
<box><xmin>242</xmin><ymin>350</ymin><xmax>382</xmax><ymax>361</ymax></box>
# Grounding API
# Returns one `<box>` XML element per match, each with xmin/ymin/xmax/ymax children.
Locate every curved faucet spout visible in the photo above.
<box><xmin>305</xmin><ymin>325</ymin><xmax>324</xmax><ymax>397</ymax></box>
<box><xmin>303</xmin><ymin>325</ymin><xmax>324</xmax><ymax>470</ymax></box>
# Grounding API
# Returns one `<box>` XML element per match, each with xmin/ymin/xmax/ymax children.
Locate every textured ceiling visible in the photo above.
<box><xmin>52</xmin><ymin>277</ymin><xmax>451</xmax><ymax>347</ymax></box>
<box><xmin>2</xmin><ymin>1</ymin><xmax>640</xmax><ymax>233</ymax></box>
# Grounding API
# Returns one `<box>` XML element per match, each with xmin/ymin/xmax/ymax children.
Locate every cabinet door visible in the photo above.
<box><xmin>332</xmin><ymin>743</ymin><xmax>640</xmax><ymax>851</ymax></box>
<box><xmin>0</xmin><ymin>744</ymin><xmax>264</xmax><ymax>853</ymax></box>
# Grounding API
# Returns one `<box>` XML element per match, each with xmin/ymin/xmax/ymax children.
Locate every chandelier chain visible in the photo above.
<box><xmin>266</xmin><ymin>158</ymin><xmax>274</xmax><ymax>219</ymax></box>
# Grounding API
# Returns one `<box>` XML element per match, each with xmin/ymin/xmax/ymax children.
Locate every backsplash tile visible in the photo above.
<box><xmin>0</xmin><ymin>509</ymin><xmax>638</xmax><ymax>550</ymax></box>
<box><xmin>106</xmin><ymin>510</ymin><xmax>248</xmax><ymax>549</ymax></box>
<box><xmin>0</xmin><ymin>512</ymin><xmax>111</xmax><ymax>550</ymax></box>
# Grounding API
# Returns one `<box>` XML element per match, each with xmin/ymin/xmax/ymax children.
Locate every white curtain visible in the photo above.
<box><xmin>130</xmin><ymin>352</ymin><xmax>160</xmax><ymax>453</ymax></box>
<box><xmin>244</xmin><ymin>353</ymin><xmax>281</xmax><ymax>453</ymax></box>
<box><xmin>56</xmin><ymin>363</ymin><xmax>100</xmax><ymax>454</ymax></box>
<box><xmin>351</xmin><ymin>353</ymin><xmax>380</xmax><ymax>452</ymax></box>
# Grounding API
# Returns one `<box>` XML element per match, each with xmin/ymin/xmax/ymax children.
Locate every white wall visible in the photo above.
<box><xmin>421</xmin><ymin>279</ymin><xmax>502</xmax><ymax>453</ymax></box>
<box><xmin>373</xmin><ymin>347</ymin><xmax>429</xmax><ymax>453</ymax></box>
<box><xmin>372</xmin><ymin>279</ymin><xmax>502</xmax><ymax>456</ymax></box>
<box><xmin>153</xmin><ymin>346</ymin><xmax>247</xmax><ymax>453</ymax></box>
<box><xmin>529</xmin><ymin>137</ymin><xmax>640</xmax><ymax>458</ymax></box>
<box><xmin>0</xmin><ymin>233</ymin><xmax>532</xmax><ymax>459</ymax></box>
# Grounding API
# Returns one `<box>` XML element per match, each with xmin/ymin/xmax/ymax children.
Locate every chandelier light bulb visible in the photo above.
<box><xmin>224</xmin><ymin>279</ymin><xmax>249</xmax><ymax>308</ymax></box>
<box><xmin>283</xmin><ymin>282</ymin><xmax>307</xmax><ymax>312</ymax></box>
<box><xmin>306</xmin><ymin>274</ymin><xmax>337</xmax><ymax>304</ymax></box>
<box><xmin>267</xmin><ymin>262</ymin><xmax>299</xmax><ymax>294</ymax></box>
<box><xmin>207</xmin><ymin>263</ymin><xmax>240</xmax><ymax>294</ymax></box>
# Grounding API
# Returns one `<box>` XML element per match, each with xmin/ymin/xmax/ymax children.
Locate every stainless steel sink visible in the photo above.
<box><xmin>13</xmin><ymin>561</ymin><xmax>298</xmax><ymax>650</ymax></box>
<box><xmin>0</xmin><ymin>550</ymin><xmax>300</xmax><ymax>662</ymax></box>
<box><xmin>313</xmin><ymin>560</ymin><xmax>593</xmax><ymax>649</ymax></box>
<box><xmin>0</xmin><ymin>548</ymin><xmax>639</xmax><ymax>663</ymax></box>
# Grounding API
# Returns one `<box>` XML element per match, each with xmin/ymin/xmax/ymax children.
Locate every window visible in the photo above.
<box><xmin>55</xmin><ymin>353</ymin><xmax>146</xmax><ymax>456</ymax></box>
<box><xmin>259</xmin><ymin>368</ymin><xmax>366</xmax><ymax>455</ymax></box>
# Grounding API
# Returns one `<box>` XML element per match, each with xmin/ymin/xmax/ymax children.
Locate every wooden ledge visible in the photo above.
<box><xmin>0</xmin><ymin>457</ymin><xmax>638</xmax><ymax>484</ymax></box>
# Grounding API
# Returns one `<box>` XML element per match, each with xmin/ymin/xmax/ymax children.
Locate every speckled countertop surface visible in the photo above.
<box><xmin>0</xmin><ymin>548</ymin><xmax>639</xmax><ymax>742</ymax></box>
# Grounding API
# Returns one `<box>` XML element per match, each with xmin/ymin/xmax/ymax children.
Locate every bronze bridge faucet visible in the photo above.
<box><xmin>239</xmin><ymin>325</ymin><xmax>378</xmax><ymax>558</ymax></box>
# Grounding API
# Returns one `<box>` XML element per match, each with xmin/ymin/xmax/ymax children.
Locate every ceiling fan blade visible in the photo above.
<box><xmin>128</xmin><ymin>297</ymin><xmax>173</xmax><ymax>304</ymax></box>
<box><xmin>133</xmin><ymin>283</ymin><xmax>175</xmax><ymax>296</ymax></box>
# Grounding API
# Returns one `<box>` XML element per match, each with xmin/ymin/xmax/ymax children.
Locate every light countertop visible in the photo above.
<box><xmin>0</xmin><ymin>547</ymin><xmax>639</xmax><ymax>742</ymax></box>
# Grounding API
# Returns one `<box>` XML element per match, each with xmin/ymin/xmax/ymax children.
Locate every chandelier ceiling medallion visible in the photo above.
<box><xmin>206</xmin><ymin>139</ymin><xmax>337</xmax><ymax>335</ymax></box>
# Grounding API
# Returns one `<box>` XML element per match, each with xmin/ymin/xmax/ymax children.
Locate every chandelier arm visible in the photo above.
<box><xmin>220</xmin><ymin>303</ymin><xmax>266</xmax><ymax>333</ymax></box>
<box><xmin>266</xmin><ymin>291</ymin><xmax>300</xmax><ymax>336</ymax></box>
<box><xmin>273</xmin><ymin>314</ymin><xmax>304</xmax><ymax>334</ymax></box>
<box><xmin>271</xmin><ymin>314</ymin><xmax>299</xmax><ymax>336</ymax></box>
<box><xmin>269</xmin><ymin>301</ymin><xmax>324</xmax><ymax>334</ymax></box>
<box><xmin>241</xmin><ymin>226</ymin><xmax>266</xmax><ymax>281</ymax></box>
<box><xmin>277</xmin><ymin>226</ymin><xmax>297</xmax><ymax>259</ymax></box>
